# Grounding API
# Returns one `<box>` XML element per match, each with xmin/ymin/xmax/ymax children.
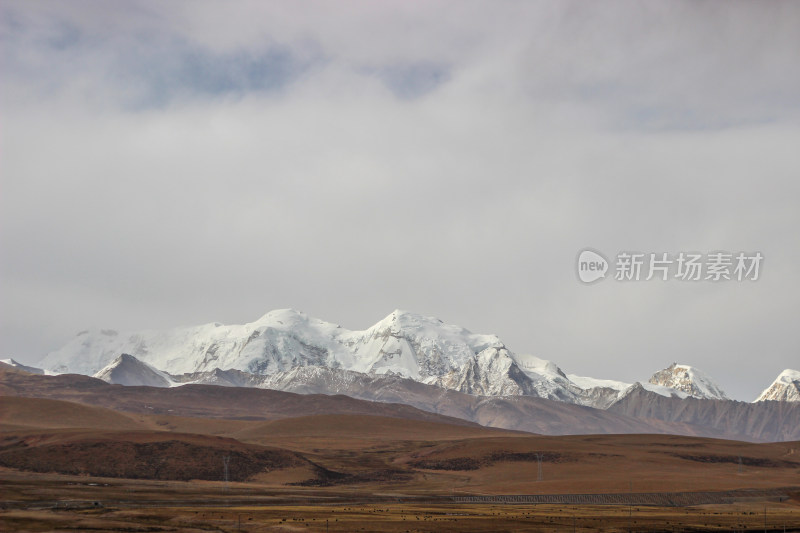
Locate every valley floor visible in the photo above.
<box><xmin>3</xmin><ymin>371</ymin><xmax>800</xmax><ymax>531</ymax></box>
<box><xmin>1</xmin><ymin>470</ymin><xmax>799</xmax><ymax>532</ymax></box>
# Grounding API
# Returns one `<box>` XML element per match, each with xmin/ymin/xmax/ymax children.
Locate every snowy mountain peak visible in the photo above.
<box><xmin>368</xmin><ymin>309</ymin><xmax>486</xmax><ymax>339</ymax></box>
<box><xmin>512</xmin><ymin>353</ymin><xmax>569</xmax><ymax>381</ymax></box>
<box><xmin>40</xmin><ymin>309</ymin><xmax>504</xmax><ymax>385</ymax></box>
<box><xmin>754</xmin><ymin>369</ymin><xmax>800</xmax><ymax>402</ymax></box>
<box><xmin>776</xmin><ymin>369</ymin><xmax>800</xmax><ymax>382</ymax></box>
<box><xmin>364</xmin><ymin>309</ymin><xmax>415</xmax><ymax>335</ymax></box>
<box><xmin>93</xmin><ymin>353</ymin><xmax>174</xmax><ymax>387</ymax></box>
<box><xmin>38</xmin><ymin>310</ymin><xmax>776</xmax><ymax>407</ymax></box>
<box><xmin>0</xmin><ymin>358</ymin><xmax>45</xmax><ymax>375</ymax></box>
<box><xmin>648</xmin><ymin>363</ymin><xmax>728</xmax><ymax>400</ymax></box>
<box><xmin>253</xmin><ymin>308</ymin><xmax>311</xmax><ymax>325</ymax></box>
<box><xmin>345</xmin><ymin>310</ymin><xmax>504</xmax><ymax>380</ymax></box>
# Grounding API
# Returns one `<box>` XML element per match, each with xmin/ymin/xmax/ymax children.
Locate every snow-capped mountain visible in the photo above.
<box><xmin>41</xmin><ymin>309</ymin><xmax>581</xmax><ymax>402</ymax></box>
<box><xmin>431</xmin><ymin>349</ymin><xmax>582</xmax><ymax>401</ymax></box>
<box><xmin>40</xmin><ymin>310</ymin><xmax>760</xmax><ymax>408</ymax></box>
<box><xmin>93</xmin><ymin>353</ymin><xmax>175</xmax><ymax>388</ymax></box>
<box><xmin>18</xmin><ymin>311</ymin><xmax>800</xmax><ymax>442</ymax></box>
<box><xmin>567</xmin><ymin>374</ymin><xmax>638</xmax><ymax>409</ymax></box>
<box><xmin>755</xmin><ymin>369</ymin><xmax>800</xmax><ymax>402</ymax></box>
<box><xmin>43</xmin><ymin>309</ymin><xmax>494</xmax><ymax>377</ymax></box>
<box><xmin>610</xmin><ymin>381</ymin><xmax>691</xmax><ymax>406</ymax></box>
<box><xmin>647</xmin><ymin>363</ymin><xmax>728</xmax><ymax>400</ymax></box>
<box><xmin>0</xmin><ymin>358</ymin><xmax>44</xmax><ymax>375</ymax></box>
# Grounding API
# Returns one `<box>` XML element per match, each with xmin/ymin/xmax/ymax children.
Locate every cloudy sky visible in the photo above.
<box><xmin>2</xmin><ymin>1</ymin><xmax>798</xmax><ymax>400</ymax></box>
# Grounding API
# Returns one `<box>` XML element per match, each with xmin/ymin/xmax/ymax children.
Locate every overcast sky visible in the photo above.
<box><xmin>2</xmin><ymin>1</ymin><xmax>798</xmax><ymax>401</ymax></box>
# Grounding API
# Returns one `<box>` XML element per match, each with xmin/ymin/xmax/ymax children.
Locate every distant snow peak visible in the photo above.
<box><xmin>40</xmin><ymin>309</ymin><xmax>505</xmax><ymax>388</ymax></box>
<box><xmin>755</xmin><ymin>369</ymin><xmax>800</xmax><ymax>402</ymax></box>
<box><xmin>41</xmin><ymin>309</ymin><xmax>788</xmax><ymax>407</ymax></box>
<box><xmin>0</xmin><ymin>358</ymin><xmax>45</xmax><ymax>375</ymax></box>
<box><xmin>93</xmin><ymin>353</ymin><xmax>174</xmax><ymax>388</ymax></box>
<box><xmin>648</xmin><ymin>363</ymin><xmax>728</xmax><ymax>400</ymax></box>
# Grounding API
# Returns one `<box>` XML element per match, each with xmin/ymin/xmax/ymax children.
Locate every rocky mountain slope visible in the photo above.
<box><xmin>607</xmin><ymin>384</ymin><xmax>800</xmax><ymax>442</ymax></box>
<box><xmin>10</xmin><ymin>346</ymin><xmax>800</xmax><ymax>442</ymax></box>
<box><xmin>0</xmin><ymin>364</ymin><xmax>742</xmax><ymax>439</ymax></box>
<box><xmin>755</xmin><ymin>369</ymin><xmax>800</xmax><ymax>402</ymax></box>
<box><xmin>0</xmin><ymin>365</ymin><xmax>478</xmax><ymax>428</ymax></box>
<box><xmin>72</xmin><ymin>356</ymin><xmax>800</xmax><ymax>442</ymax></box>
<box><xmin>648</xmin><ymin>363</ymin><xmax>728</xmax><ymax>400</ymax></box>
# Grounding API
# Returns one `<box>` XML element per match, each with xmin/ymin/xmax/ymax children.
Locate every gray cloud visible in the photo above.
<box><xmin>1</xmin><ymin>1</ymin><xmax>798</xmax><ymax>401</ymax></box>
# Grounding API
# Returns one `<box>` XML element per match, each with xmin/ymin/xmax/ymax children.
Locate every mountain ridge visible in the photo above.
<box><xmin>34</xmin><ymin>310</ymin><xmax>798</xmax><ymax>406</ymax></box>
<box><xmin>1</xmin><ymin>365</ymin><xmax>762</xmax><ymax>440</ymax></box>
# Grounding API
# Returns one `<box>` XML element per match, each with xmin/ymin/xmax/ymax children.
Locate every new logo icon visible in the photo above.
<box><xmin>577</xmin><ymin>249</ymin><xmax>608</xmax><ymax>283</ymax></box>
